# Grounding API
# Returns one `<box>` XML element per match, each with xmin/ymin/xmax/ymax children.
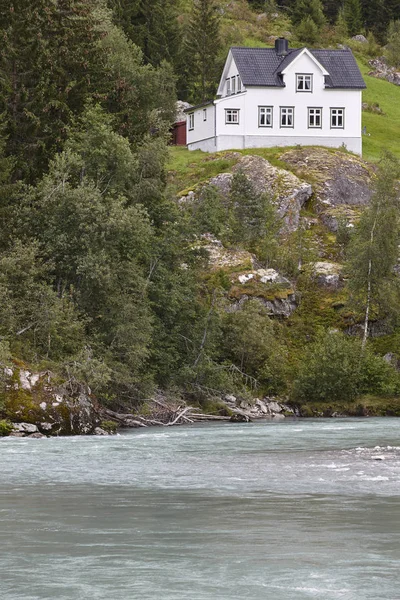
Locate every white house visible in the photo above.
<box><xmin>185</xmin><ymin>39</ymin><xmax>366</xmax><ymax>155</ymax></box>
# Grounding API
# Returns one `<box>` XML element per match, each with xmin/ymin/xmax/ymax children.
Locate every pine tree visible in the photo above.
<box><xmin>185</xmin><ymin>0</ymin><xmax>222</xmax><ymax>103</ymax></box>
<box><xmin>343</xmin><ymin>0</ymin><xmax>363</xmax><ymax>36</ymax></box>
<box><xmin>107</xmin><ymin>0</ymin><xmax>181</xmax><ymax>68</ymax></box>
<box><xmin>291</xmin><ymin>0</ymin><xmax>326</xmax><ymax>28</ymax></box>
<box><xmin>296</xmin><ymin>15</ymin><xmax>320</xmax><ymax>43</ymax></box>
<box><xmin>0</xmin><ymin>0</ymin><xmax>104</xmax><ymax>181</ymax></box>
<box><xmin>335</xmin><ymin>7</ymin><xmax>349</xmax><ymax>40</ymax></box>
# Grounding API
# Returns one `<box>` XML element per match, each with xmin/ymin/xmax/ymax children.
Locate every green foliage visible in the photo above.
<box><xmin>0</xmin><ymin>420</ymin><xmax>13</xmax><ymax>436</ymax></box>
<box><xmin>335</xmin><ymin>8</ymin><xmax>348</xmax><ymax>40</ymax></box>
<box><xmin>343</xmin><ymin>0</ymin><xmax>363</xmax><ymax>36</ymax></box>
<box><xmin>107</xmin><ymin>0</ymin><xmax>181</xmax><ymax>68</ymax></box>
<box><xmin>221</xmin><ymin>300</ymin><xmax>288</xmax><ymax>393</ymax></box>
<box><xmin>296</xmin><ymin>15</ymin><xmax>320</xmax><ymax>44</ymax></box>
<box><xmin>292</xmin><ymin>330</ymin><xmax>398</xmax><ymax>403</ymax></box>
<box><xmin>291</xmin><ymin>0</ymin><xmax>326</xmax><ymax>28</ymax></box>
<box><xmin>184</xmin><ymin>0</ymin><xmax>222</xmax><ymax>102</ymax></box>
<box><xmin>346</xmin><ymin>153</ymin><xmax>400</xmax><ymax>338</ymax></box>
<box><xmin>386</xmin><ymin>20</ymin><xmax>400</xmax><ymax>68</ymax></box>
<box><xmin>100</xmin><ymin>419</ymin><xmax>118</xmax><ymax>433</ymax></box>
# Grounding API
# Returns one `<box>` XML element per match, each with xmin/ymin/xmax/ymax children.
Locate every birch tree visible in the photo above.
<box><xmin>347</xmin><ymin>153</ymin><xmax>400</xmax><ymax>349</ymax></box>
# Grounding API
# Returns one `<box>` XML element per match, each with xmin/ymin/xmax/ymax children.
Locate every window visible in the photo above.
<box><xmin>296</xmin><ymin>74</ymin><xmax>313</xmax><ymax>92</ymax></box>
<box><xmin>203</xmin><ymin>108</ymin><xmax>207</xmax><ymax>121</ymax></box>
<box><xmin>259</xmin><ymin>106</ymin><xmax>273</xmax><ymax>127</ymax></box>
<box><xmin>331</xmin><ymin>108</ymin><xmax>344</xmax><ymax>128</ymax></box>
<box><xmin>237</xmin><ymin>75</ymin><xmax>242</xmax><ymax>93</ymax></box>
<box><xmin>225</xmin><ymin>109</ymin><xmax>239</xmax><ymax>124</ymax></box>
<box><xmin>226</xmin><ymin>78</ymin><xmax>231</xmax><ymax>96</ymax></box>
<box><xmin>280</xmin><ymin>107</ymin><xmax>294</xmax><ymax>128</ymax></box>
<box><xmin>189</xmin><ymin>113</ymin><xmax>194</xmax><ymax>130</ymax></box>
<box><xmin>231</xmin><ymin>76</ymin><xmax>236</xmax><ymax>94</ymax></box>
<box><xmin>308</xmin><ymin>107</ymin><xmax>322</xmax><ymax>128</ymax></box>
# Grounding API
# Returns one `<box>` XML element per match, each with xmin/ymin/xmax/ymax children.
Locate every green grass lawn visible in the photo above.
<box><xmin>359</xmin><ymin>60</ymin><xmax>400</xmax><ymax>162</ymax></box>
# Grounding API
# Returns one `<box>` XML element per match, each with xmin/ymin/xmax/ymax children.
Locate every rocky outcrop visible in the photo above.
<box><xmin>207</xmin><ymin>155</ymin><xmax>312</xmax><ymax>233</ymax></box>
<box><xmin>198</xmin><ymin>234</ymin><xmax>254</xmax><ymax>270</ymax></box>
<box><xmin>224</xmin><ymin>394</ymin><xmax>299</xmax><ymax>419</ymax></box>
<box><xmin>312</xmin><ymin>261</ymin><xmax>343</xmax><ymax>289</ymax></box>
<box><xmin>280</xmin><ymin>147</ymin><xmax>374</xmax><ymax>231</ymax></box>
<box><xmin>368</xmin><ymin>57</ymin><xmax>400</xmax><ymax>86</ymax></box>
<box><xmin>178</xmin><ymin>154</ymin><xmax>312</xmax><ymax>233</ymax></box>
<box><xmin>228</xmin><ymin>268</ymin><xmax>297</xmax><ymax>317</ymax></box>
<box><xmin>3</xmin><ymin>366</ymin><xmax>103</xmax><ymax>436</ymax></box>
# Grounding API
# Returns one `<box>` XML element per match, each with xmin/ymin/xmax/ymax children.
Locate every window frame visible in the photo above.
<box><xmin>231</xmin><ymin>76</ymin><xmax>236</xmax><ymax>94</ymax></box>
<box><xmin>308</xmin><ymin>107</ymin><xmax>322</xmax><ymax>129</ymax></box>
<box><xmin>188</xmin><ymin>112</ymin><xmax>194</xmax><ymax>131</ymax></box>
<box><xmin>226</xmin><ymin>78</ymin><xmax>231</xmax><ymax>96</ymax></box>
<box><xmin>258</xmin><ymin>106</ymin><xmax>273</xmax><ymax>128</ymax></box>
<box><xmin>237</xmin><ymin>75</ymin><xmax>242</xmax><ymax>93</ymax></box>
<box><xmin>296</xmin><ymin>73</ymin><xmax>313</xmax><ymax>93</ymax></box>
<box><xmin>280</xmin><ymin>106</ymin><xmax>294</xmax><ymax>128</ymax></box>
<box><xmin>225</xmin><ymin>108</ymin><xmax>240</xmax><ymax>124</ymax></box>
<box><xmin>330</xmin><ymin>107</ymin><xmax>345</xmax><ymax>129</ymax></box>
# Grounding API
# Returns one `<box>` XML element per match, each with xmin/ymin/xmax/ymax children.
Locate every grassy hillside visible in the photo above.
<box><xmin>359</xmin><ymin>61</ymin><xmax>400</xmax><ymax>161</ymax></box>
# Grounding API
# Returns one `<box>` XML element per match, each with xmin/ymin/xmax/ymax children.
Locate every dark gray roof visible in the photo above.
<box><xmin>230</xmin><ymin>47</ymin><xmax>366</xmax><ymax>89</ymax></box>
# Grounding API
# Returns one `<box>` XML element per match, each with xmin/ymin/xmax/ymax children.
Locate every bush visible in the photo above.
<box><xmin>100</xmin><ymin>420</ymin><xmax>118</xmax><ymax>434</ymax></box>
<box><xmin>0</xmin><ymin>419</ymin><xmax>13</xmax><ymax>436</ymax></box>
<box><xmin>292</xmin><ymin>330</ymin><xmax>399</xmax><ymax>403</ymax></box>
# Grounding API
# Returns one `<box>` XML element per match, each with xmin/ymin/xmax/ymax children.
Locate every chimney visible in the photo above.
<box><xmin>275</xmin><ymin>37</ymin><xmax>289</xmax><ymax>56</ymax></box>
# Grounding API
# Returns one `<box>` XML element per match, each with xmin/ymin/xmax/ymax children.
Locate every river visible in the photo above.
<box><xmin>1</xmin><ymin>418</ymin><xmax>399</xmax><ymax>599</ymax></box>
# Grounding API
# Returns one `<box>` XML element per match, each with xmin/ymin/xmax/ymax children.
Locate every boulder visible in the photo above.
<box><xmin>368</xmin><ymin>57</ymin><xmax>400</xmax><ymax>86</ymax></box>
<box><xmin>312</xmin><ymin>261</ymin><xmax>343</xmax><ymax>289</ymax></box>
<box><xmin>4</xmin><ymin>367</ymin><xmax>101</xmax><ymax>436</ymax></box>
<box><xmin>28</xmin><ymin>432</ymin><xmax>47</xmax><ymax>439</ymax></box>
<box><xmin>352</xmin><ymin>34</ymin><xmax>367</xmax><ymax>43</ymax></box>
<box><xmin>198</xmin><ymin>234</ymin><xmax>254</xmax><ymax>270</ymax></box>
<box><xmin>94</xmin><ymin>427</ymin><xmax>109</xmax><ymax>436</ymax></box>
<box><xmin>207</xmin><ymin>154</ymin><xmax>312</xmax><ymax>232</ymax></box>
<box><xmin>280</xmin><ymin>148</ymin><xmax>374</xmax><ymax>231</ymax></box>
<box><xmin>13</xmin><ymin>422</ymin><xmax>38</xmax><ymax>434</ymax></box>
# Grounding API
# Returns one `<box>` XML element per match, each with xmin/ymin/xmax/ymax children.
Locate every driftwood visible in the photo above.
<box><xmin>100</xmin><ymin>403</ymin><xmax>241</xmax><ymax>429</ymax></box>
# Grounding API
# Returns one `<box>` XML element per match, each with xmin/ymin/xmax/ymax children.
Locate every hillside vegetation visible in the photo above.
<box><xmin>1</xmin><ymin>0</ymin><xmax>400</xmax><ymax>435</ymax></box>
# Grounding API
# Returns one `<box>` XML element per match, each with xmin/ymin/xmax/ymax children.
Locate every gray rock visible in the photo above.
<box><xmin>224</xmin><ymin>394</ymin><xmax>237</xmax><ymax>405</ymax></box>
<box><xmin>28</xmin><ymin>432</ymin><xmax>47</xmax><ymax>439</ymax></box>
<box><xmin>208</xmin><ymin>155</ymin><xmax>312</xmax><ymax>233</ymax></box>
<box><xmin>266</xmin><ymin>401</ymin><xmax>283</xmax><ymax>413</ymax></box>
<box><xmin>9</xmin><ymin>432</ymin><xmax>25</xmax><ymax>437</ymax></box>
<box><xmin>94</xmin><ymin>427</ymin><xmax>109</xmax><ymax>436</ymax></box>
<box><xmin>40</xmin><ymin>422</ymin><xmax>53</xmax><ymax>432</ymax></box>
<box><xmin>352</xmin><ymin>34</ymin><xmax>367</xmax><ymax>43</ymax></box>
<box><xmin>13</xmin><ymin>422</ymin><xmax>38</xmax><ymax>434</ymax></box>
<box><xmin>369</xmin><ymin>57</ymin><xmax>400</xmax><ymax>86</ymax></box>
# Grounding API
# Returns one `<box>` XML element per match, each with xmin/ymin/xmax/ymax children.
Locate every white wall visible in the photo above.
<box><xmin>186</xmin><ymin>103</ymin><xmax>216</xmax><ymax>147</ymax></box>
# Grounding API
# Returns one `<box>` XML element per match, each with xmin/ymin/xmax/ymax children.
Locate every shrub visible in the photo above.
<box><xmin>0</xmin><ymin>419</ymin><xmax>13</xmax><ymax>436</ymax></box>
<box><xmin>100</xmin><ymin>420</ymin><xmax>118</xmax><ymax>434</ymax></box>
<box><xmin>292</xmin><ymin>330</ymin><xmax>399</xmax><ymax>403</ymax></box>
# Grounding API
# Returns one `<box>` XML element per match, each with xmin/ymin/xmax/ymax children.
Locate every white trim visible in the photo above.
<box><xmin>281</xmin><ymin>48</ymin><xmax>329</xmax><ymax>76</ymax></box>
<box><xmin>217</xmin><ymin>50</ymin><xmax>234</xmax><ymax>96</ymax></box>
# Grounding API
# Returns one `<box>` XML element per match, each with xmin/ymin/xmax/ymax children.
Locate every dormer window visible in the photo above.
<box><xmin>296</xmin><ymin>74</ymin><xmax>313</xmax><ymax>92</ymax></box>
<box><xmin>226</xmin><ymin>78</ymin><xmax>231</xmax><ymax>96</ymax></box>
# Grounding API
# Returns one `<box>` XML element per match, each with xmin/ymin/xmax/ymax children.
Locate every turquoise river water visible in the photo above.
<box><xmin>0</xmin><ymin>418</ymin><xmax>399</xmax><ymax>599</ymax></box>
